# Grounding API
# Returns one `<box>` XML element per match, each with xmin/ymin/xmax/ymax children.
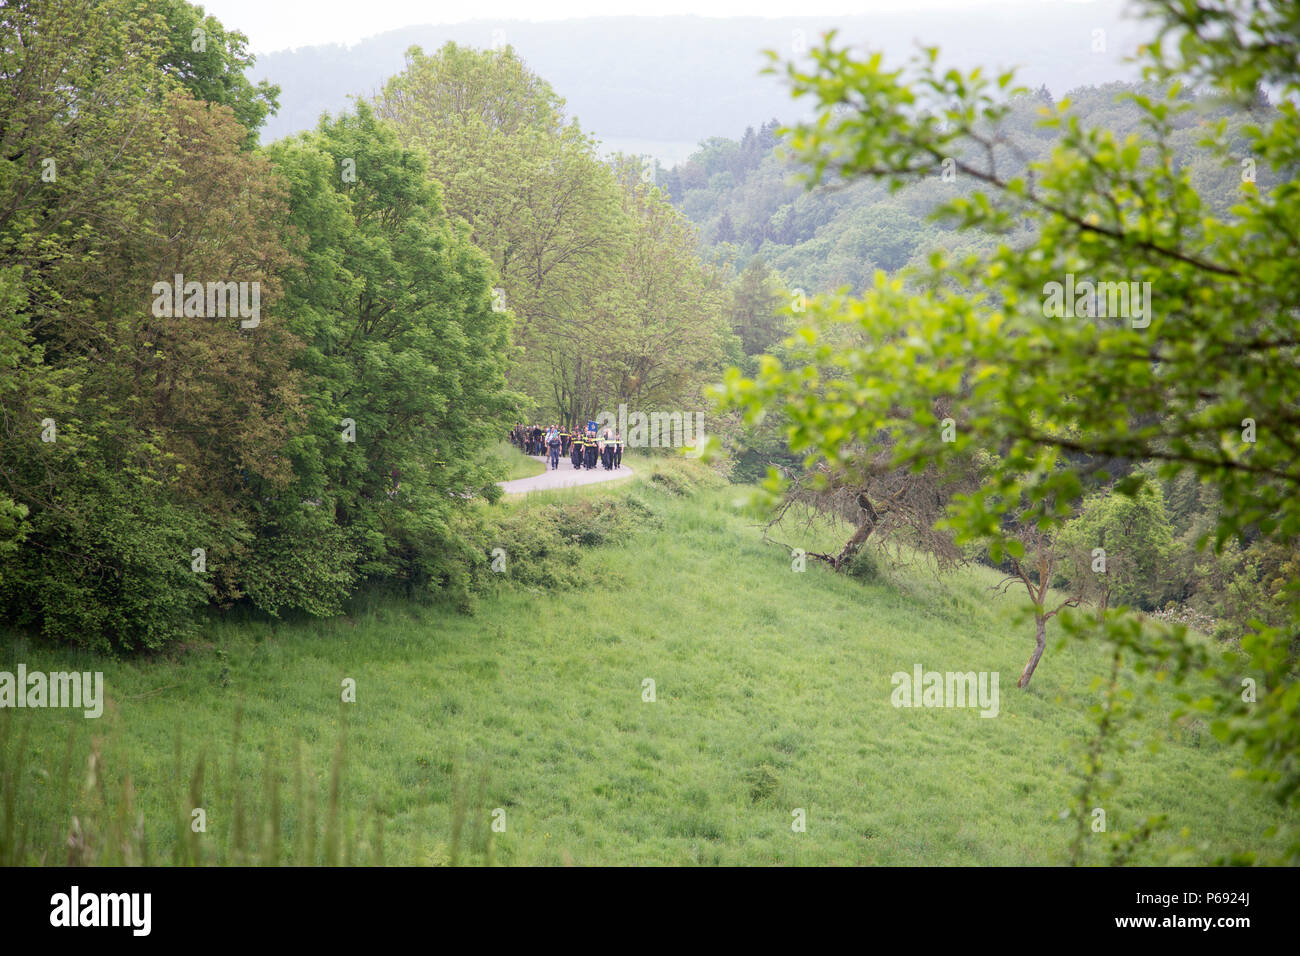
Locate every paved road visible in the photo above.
<box><xmin>497</xmin><ymin>455</ymin><xmax>633</xmax><ymax>495</ymax></box>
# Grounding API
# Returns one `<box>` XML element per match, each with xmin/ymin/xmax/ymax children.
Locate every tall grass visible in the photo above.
<box><xmin>0</xmin><ymin>458</ymin><xmax>1288</xmax><ymax>865</ymax></box>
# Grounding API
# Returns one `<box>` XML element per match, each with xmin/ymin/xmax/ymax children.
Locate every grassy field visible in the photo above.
<box><xmin>485</xmin><ymin>440</ymin><xmax>547</xmax><ymax>480</ymax></box>
<box><xmin>0</xmin><ymin>462</ymin><xmax>1287</xmax><ymax>865</ymax></box>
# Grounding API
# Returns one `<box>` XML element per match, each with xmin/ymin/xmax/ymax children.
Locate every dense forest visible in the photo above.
<box><xmin>662</xmin><ymin>84</ymin><xmax>1280</xmax><ymax>294</ymax></box>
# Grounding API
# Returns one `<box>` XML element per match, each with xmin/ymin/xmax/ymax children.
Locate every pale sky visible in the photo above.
<box><xmin>200</xmin><ymin>0</ymin><xmax>1103</xmax><ymax>54</ymax></box>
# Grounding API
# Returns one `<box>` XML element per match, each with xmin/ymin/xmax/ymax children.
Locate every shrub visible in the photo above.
<box><xmin>743</xmin><ymin>763</ymin><xmax>782</xmax><ymax>804</ymax></box>
<box><xmin>473</xmin><ymin>493</ymin><xmax>663</xmax><ymax>593</ymax></box>
<box><xmin>241</xmin><ymin>502</ymin><xmax>358</xmax><ymax>618</ymax></box>
<box><xmin>844</xmin><ymin>547</ymin><xmax>882</xmax><ymax>583</ymax></box>
<box><xmin>0</xmin><ymin>476</ymin><xmax>216</xmax><ymax>652</ymax></box>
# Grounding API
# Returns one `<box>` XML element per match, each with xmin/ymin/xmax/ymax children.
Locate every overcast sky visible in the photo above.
<box><xmin>201</xmin><ymin>0</ymin><xmax>1103</xmax><ymax>54</ymax></box>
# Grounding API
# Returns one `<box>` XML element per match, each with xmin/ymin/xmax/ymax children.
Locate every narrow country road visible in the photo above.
<box><xmin>497</xmin><ymin>455</ymin><xmax>634</xmax><ymax>494</ymax></box>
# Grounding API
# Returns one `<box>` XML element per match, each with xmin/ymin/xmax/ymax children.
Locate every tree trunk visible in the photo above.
<box><xmin>1018</xmin><ymin>616</ymin><xmax>1048</xmax><ymax>688</ymax></box>
<box><xmin>832</xmin><ymin>493</ymin><xmax>880</xmax><ymax>570</ymax></box>
<box><xmin>833</xmin><ymin>516</ymin><xmax>874</xmax><ymax>570</ymax></box>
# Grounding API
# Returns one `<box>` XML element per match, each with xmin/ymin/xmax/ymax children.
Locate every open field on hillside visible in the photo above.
<box><xmin>0</xmin><ymin>464</ymin><xmax>1284</xmax><ymax>865</ymax></box>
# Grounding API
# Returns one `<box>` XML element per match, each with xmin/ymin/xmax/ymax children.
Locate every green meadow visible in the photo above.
<box><xmin>484</xmin><ymin>441</ymin><xmax>547</xmax><ymax>480</ymax></box>
<box><xmin>0</xmin><ymin>462</ymin><xmax>1285</xmax><ymax>865</ymax></box>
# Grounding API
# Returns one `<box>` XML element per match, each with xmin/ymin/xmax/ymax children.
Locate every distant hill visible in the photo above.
<box><xmin>250</xmin><ymin>7</ymin><xmax>1145</xmax><ymax>164</ymax></box>
<box><xmin>659</xmin><ymin>83</ymin><xmax>1278</xmax><ymax>295</ymax></box>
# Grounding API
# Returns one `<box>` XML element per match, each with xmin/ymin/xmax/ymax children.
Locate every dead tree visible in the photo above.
<box><xmin>764</xmin><ymin>441</ymin><xmax>972</xmax><ymax>574</ymax></box>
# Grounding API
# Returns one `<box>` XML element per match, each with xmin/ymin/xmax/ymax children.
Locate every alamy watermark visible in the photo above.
<box><xmin>50</xmin><ymin>886</ymin><xmax>150</xmax><ymax>935</ymax></box>
<box><xmin>151</xmin><ymin>273</ymin><xmax>260</xmax><ymax>328</ymax></box>
<box><xmin>890</xmin><ymin>664</ymin><xmax>999</xmax><ymax>718</ymax></box>
<box><xmin>0</xmin><ymin>666</ymin><xmax>104</xmax><ymax>718</ymax></box>
<box><xmin>593</xmin><ymin>404</ymin><xmax>706</xmax><ymax>457</ymax></box>
<box><xmin>1042</xmin><ymin>273</ymin><xmax>1152</xmax><ymax>329</ymax></box>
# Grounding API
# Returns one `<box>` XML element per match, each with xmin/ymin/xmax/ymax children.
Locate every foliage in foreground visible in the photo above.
<box><xmin>719</xmin><ymin>0</ymin><xmax>1300</xmax><ymax>861</ymax></box>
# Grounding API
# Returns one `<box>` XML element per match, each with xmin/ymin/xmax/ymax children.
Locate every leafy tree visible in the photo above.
<box><xmin>992</xmin><ymin>518</ymin><xmax>1084</xmax><ymax>688</ymax></box>
<box><xmin>0</xmin><ymin>0</ymin><xmax>227</xmax><ymax>648</ymax></box>
<box><xmin>730</xmin><ymin>258</ymin><xmax>787</xmax><ymax>359</ymax></box>
<box><xmin>375</xmin><ymin>43</ymin><xmax>626</xmax><ymax>418</ymax></box>
<box><xmin>376</xmin><ymin>43</ymin><xmax>729</xmax><ymax>426</ymax></box>
<box><xmin>153</xmin><ymin>0</ymin><xmax>280</xmax><ymax>145</ymax></box>
<box><xmin>0</xmin><ymin>2</ymin><xmax>521</xmax><ymax>645</ymax></box>
<box><xmin>720</xmin><ymin>0</ymin><xmax>1300</xmax><ymax>858</ymax></box>
<box><xmin>375</xmin><ymin>41</ymin><xmax>565</xmax><ymax>140</ymax></box>
<box><xmin>1058</xmin><ymin>482</ymin><xmax>1175</xmax><ymax>613</ymax></box>
<box><xmin>2</xmin><ymin>82</ymin><xmax>301</xmax><ymax>649</ymax></box>
<box><xmin>715</xmin><ymin>209</ymin><xmax>736</xmax><ymax>243</ymax></box>
<box><xmin>523</xmin><ymin>157</ymin><xmax>733</xmax><ymax>426</ymax></box>
<box><xmin>600</xmin><ymin>157</ymin><xmax>734</xmax><ymax>417</ymax></box>
<box><xmin>268</xmin><ymin>103</ymin><xmax>520</xmax><ymax>600</ymax></box>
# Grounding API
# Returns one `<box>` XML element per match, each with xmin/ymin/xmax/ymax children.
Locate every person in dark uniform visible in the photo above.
<box><xmin>529</xmin><ymin>424</ymin><xmax>542</xmax><ymax>456</ymax></box>
<box><xmin>560</xmin><ymin>427</ymin><xmax>571</xmax><ymax>459</ymax></box>
<box><xmin>613</xmin><ymin>431</ymin><xmax>623</xmax><ymax>469</ymax></box>
<box><xmin>584</xmin><ymin>427</ymin><xmax>598</xmax><ymax>470</ymax></box>
<box><xmin>571</xmin><ymin>430</ymin><xmax>584</xmax><ymax>469</ymax></box>
<box><xmin>599</xmin><ymin>429</ymin><xmax>611</xmax><ymax>470</ymax></box>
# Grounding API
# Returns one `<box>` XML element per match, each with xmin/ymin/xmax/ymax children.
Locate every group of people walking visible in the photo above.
<box><xmin>508</xmin><ymin>423</ymin><xmax>624</xmax><ymax>471</ymax></box>
<box><xmin>511</xmin><ymin>423</ymin><xmax>549</xmax><ymax>457</ymax></box>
